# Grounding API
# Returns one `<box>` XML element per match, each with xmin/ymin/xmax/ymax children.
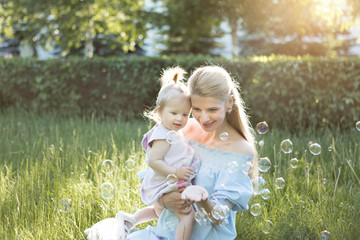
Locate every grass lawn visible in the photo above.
<box><xmin>0</xmin><ymin>109</ymin><xmax>359</xmax><ymax>239</ymax></box>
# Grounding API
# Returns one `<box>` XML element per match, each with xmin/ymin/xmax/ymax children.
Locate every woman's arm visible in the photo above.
<box><xmin>159</xmin><ymin>190</ymin><xmax>192</xmax><ymax>215</ymax></box>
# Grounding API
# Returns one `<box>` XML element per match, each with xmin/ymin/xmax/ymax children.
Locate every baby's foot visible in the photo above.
<box><xmin>181</xmin><ymin>185</ymin><xmax>208</xmax><ymax>202</ymax></box>
<box><xmin>115</xmin><ymin>211</ymin><xmax>136</xmax><ymax>238</ymax></box>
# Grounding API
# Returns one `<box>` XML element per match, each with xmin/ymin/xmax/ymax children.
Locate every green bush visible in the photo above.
<box><xmin>0</xmin><ymin>55</ymin><xmax>359</xmax><ymax>130</ymax></box>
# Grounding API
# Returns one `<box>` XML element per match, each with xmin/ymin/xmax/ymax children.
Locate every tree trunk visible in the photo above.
<box><xmin>84</xmin><ymin>36</ymin><xmax>93</xmax><ymax>58</ymax></box>
<box><xmin>229</xmin><ymin>17</ymin><xmax>239</xmax><ymax>58</ymax></box>
<box><xmin>19</xmin><ymin>40</ymin><xmax>35</xmax><ymax>58</ymax></box>
<box><xmin>84</xmin><ymin>6</ymin><xmax>94</xmax><ymax>58</ymax></box>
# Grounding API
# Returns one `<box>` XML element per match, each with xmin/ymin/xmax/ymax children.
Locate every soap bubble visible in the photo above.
<box><xmin>101</xmin><ymin>159</ymin><xmax>114</xmax><ymax>174</ymax></box>
<box><xmin>118</xmin><ymin>180</ymin><xmax>129</xmax><ymax>194</ymax></box>
<box><xmin>250</xmin><ymin>203</ymin><xmax>262</xmax><ymax>216</ymax></box>
<box><xmin>328</xmin><ymin>146</ymin><xmax>333</xmax><ymax>152</ymax></box>
<box><xmin>280</xmin><ymin>139</ymin><xmax>293</xmax><ymax>154</ymax></box>
<box><xmin>219</xmin><ymin>217</ymin><xmax>229</xmax><ymax>226</ymax></box>
<box><xmin>220</xmin><ymin>132</ymin><xmax>229</xmax><ymax>141</ymax></box>
<box><xmin>252</xmin><ymin>177</ymin><xmax>266</xmax><ymax>195</ymax></box>
<box><xmin>260</xmin><ymin>189</ymin><xmax>271</xmax><ymax>200</ymax></box>
<box><xmin>227</xmin><ymin>160</ymin><xmax>240</xmax><ymax>174</ymax></box>
<box><xmin>15</xmin><ymin>234</ymin><xmax>23</xmax><ymax>240</ymax></box>
<box><xmin>259</xmin><ymin>157</ymin><xmax>271</xmax><ymax>172</ymax></box>
<box><xmin>125</xmin><ymin>159</ymin><xmax>136</xmax><ymax>171</ymax></box>
<box><xmin>256</xmin><ymin>122</ymin><xmax>269</xmax><ymax>134</ymax></box>
<box><xmin>290</xmin><ymin>158</ymin><xmax>299</xmax><ymax>168</ymax></box>
<box><xmin>166</xmin><ymin>130</ymin><xmax>179</xmax><ymax>144</ymax></box>
<box><xmin>275</xmin><ymin>177</ymin><xmax>285</xmax><ymax>189</ymax></box>
<box><xmin>242</xmin><ymin>162</ymin><xmax>253</xmax><ymax>175</ymax></box>
<box><xmin>199</xmin><ymin>207</ymin><xmax>210</xmax><ymax>220</ymax></box>
<box><xmin>258</xmin><ymin>140</ymin><xmax>264</xmax><ymax>147</ymax></box>
<box><xmin>322</xmin><ymin>178</ymin><xmax>327</xmax><ymax>185</ymax></box>
<box><xmin>356</xmin><ymin>121</ymin><xmax>360</xmax><ymax>131</ymax></box>
<box><xmin>194</xmin><ymin>211</ymin><xmax>208</xmax><ymax>225</ymax></box>
<box><xmin>100</xmin><ymin>182</ymin><xmax>115</xmax><ymax>199</ymax></box>
<box><xmin>58</xmin><ymin>198</ymin><xmax>71</xmax><ymax>213</ymax></box>
<box><xmin>262</xmin><ymin>220</ymin><xmax>273</xmax><ymax>234</ymax></box>
<box><xmin>320</xmin><ymin>230</ymin><xmax>330</xmax><ymax>240</ymax></box>
<box><xmin>166</xmin><ymin>174</ymin><xmax>178</xmax><ymax>186</ymax></box>
<box><xmin>165</xmin><ymin>221</ymin><xmax>176</xmax><ymax>231</ymax></box>
<box><xmin>211</xmin><ymin>205</ymin><xmax>230</xmax><ymax>220</ymax></box>
<box><xmin>309</xmin><ymin>143</ymin><xmax>321</xmax><ymax>155</ymax></box>
<box><xmin>212</xmin><ymin>184</ymin><xmax>228</xmax><ymax>201</ymax></box>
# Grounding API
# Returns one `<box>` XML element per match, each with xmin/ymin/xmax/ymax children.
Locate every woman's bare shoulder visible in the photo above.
<box><xmin>182</xmin><ymin>118</ymin><xmax>199</xmax><ymax>136</ymax></box>
<box><xmin>231</xmin><ymin>137</ymin><xmax>255</xmax><ymax>158</ymax></box>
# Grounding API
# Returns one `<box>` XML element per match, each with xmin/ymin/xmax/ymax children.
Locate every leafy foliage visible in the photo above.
<box><xmin>0</xmin><ymin>55</ymin><xmax>359</xmax><ymax>130</ymax></box>
<box><xmin>152</xmin><ymin>0</ymin><xmax>223</xmax><ymax>55</ymax></box>
<box><xmin>0</xmin><ymin>0</ymin><xmax>147</xmax><ymax>57</ymax></box>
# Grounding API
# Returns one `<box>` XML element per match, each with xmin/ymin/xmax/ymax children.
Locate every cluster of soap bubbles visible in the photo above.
<box><xmin>97</xmin><ymin>157</ymin><xmax>137</xmax><ymax>200</ymax></box>
<box><xmin>250</xmin><ymin>119</ymin><xmax>346</xmax><ymax>235</ymax></box>
<box><xmin>251</xmin><ymin>122</ymin><xmax>273</xmax><ymax>230</ymax></box>
<box><xmin>194</xmin><ymin>205</ymin><xmax>231</xmax><ymax>226</ymax></box>
<box><xmin>226</xmin><ymin>160</ymin><xmax>254</xmax><ymax>175</ymax></box>
<box><xmin>99</xmin><ymin>179</ymin><xmax>131</xmax><ymax>200</ymax></box>
<box><xmin>101</xmin><ymin>158</ymin><xmax>136</xmax><ymax>174</ymax></box>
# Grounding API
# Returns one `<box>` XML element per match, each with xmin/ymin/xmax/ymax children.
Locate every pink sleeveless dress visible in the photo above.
<box><xmin>140</xmin><ymin>124</ymin><xmax>199</xmax><ymax>206</ymax></box>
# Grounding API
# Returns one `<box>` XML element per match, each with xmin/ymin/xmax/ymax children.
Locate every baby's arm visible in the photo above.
<box><xmin>148</xmin><ymin>140</ymin><xmax>193</xmax><ymax>180</ymax></box>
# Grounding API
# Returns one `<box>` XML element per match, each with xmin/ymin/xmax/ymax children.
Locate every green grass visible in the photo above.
<box><xmin>0</xmin><ymin>109</ymin><xmax>359</xmax><ymax>239</ymax></box>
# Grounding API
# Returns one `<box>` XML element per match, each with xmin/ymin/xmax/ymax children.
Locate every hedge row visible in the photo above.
<box><xmin>0</xmin><ymin>55</ymin><xmax>359</xmax><ymax>130</ymax></box>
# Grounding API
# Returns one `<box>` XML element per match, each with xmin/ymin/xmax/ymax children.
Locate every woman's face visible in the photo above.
<box><xmin>191</xmin><ymin>95</ymin><xmax>228</xmax><ymax>132</ymax></box>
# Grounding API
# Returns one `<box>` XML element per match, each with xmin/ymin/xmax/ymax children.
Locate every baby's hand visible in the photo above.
<box><xmin>175</xmin><ymin>166</ymin><xmax>194</xmax><ymax>181</ymax></box>
<box><xmin>181</xmin><ymin>185</ymin><xmax>209</xmax><ymax>202</ymax></box>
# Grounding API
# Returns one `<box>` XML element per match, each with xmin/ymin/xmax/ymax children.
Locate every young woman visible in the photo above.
<box><xmin>128</xmin><ymin>65</ymin><xmax>257</xmax><ymax>240</ymax></box>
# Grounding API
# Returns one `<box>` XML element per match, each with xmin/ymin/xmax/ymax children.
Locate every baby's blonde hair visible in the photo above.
<box><xmin>188</xmin><ymin>65</ymin><xmax>258</xmax><ymax>179</ymax></box>
<box><xmin>144</xmin><ymin>66</ymin><xmax>189</xmax><ymax>123</ymax></box>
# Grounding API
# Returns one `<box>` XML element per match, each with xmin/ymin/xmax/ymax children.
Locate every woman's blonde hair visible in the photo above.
<box><xmin>144</xmin><ymin>66</ymin><xmax>189</xmax><ymax>123</ymax></box>
<box><xmin>188</xmin><ymin>65</ymin><xmax>258</xmax><ymax>179</ymax></box>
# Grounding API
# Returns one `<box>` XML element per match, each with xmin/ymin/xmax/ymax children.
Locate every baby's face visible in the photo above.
<box><xmin>159</xmin><ymin>95</ymin><xmax>191</xmax><ymax>131</ymax></box>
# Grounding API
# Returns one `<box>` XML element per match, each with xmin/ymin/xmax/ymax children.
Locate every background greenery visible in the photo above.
<box><xmin>1</xmin><ymin>0</ymin><xmax>359</xmax><ymax>57</ymax></box>
<box><xmin>1</xmin><ymin>55</ymin><xmax>359</xmax><ymax>130</ymax></box>
<box><xmin>0</xmin><ymin>110</ymin><xmax>359</xmax><ymax>239</ymax></box>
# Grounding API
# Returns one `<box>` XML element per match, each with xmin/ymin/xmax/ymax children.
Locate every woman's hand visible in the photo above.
<box><xmin>181</xmin><ymin>185</ymin><xmax>208</xmax><ymax>202</ymax></box>
<box><xmin>160</xmin><ymin>190</ymin><xmax>192</xmax><ymax>215</ymax></box>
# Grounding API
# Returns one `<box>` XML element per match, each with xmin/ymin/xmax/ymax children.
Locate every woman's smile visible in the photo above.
<box><xmin>201</xmin><ymin>121</ymin><xmax>215</xmax><ymax>128</ymax></box>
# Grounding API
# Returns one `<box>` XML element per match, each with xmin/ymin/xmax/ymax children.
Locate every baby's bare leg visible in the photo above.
<box><xmin>126</xmin><ymin>203</ymin><xmax>163</xmax><ymax>230</ymax></box>
<box><xmin>175</xmin><ymin>207</ymin><xmax>195</xmax><ymax>240</ymax></box>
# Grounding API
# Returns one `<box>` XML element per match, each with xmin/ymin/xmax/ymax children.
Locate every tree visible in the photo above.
<box><xmin>237</xmin><ymin>0</ymin><xmax>358</xmax><ymax>57</ymax></box>
<box><xmin>215</xmin><ymin>0</ymin><xmax>273</xmax><ymax>57</ymax></box>
<box><xmin>152</xmin><ymin>0</ymin><xmax>223</xmax><ymax>55</ymax></box>
<box><xmin>0</xmin><ymin>0</ymin><xmax>147</xmax><ymax>58</ymax></box>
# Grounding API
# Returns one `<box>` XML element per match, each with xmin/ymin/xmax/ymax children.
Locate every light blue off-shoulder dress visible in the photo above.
<box><xmin>128</xmin><ymin>141</ymin><xmax>254</xmax><ymax>240</ymax></box>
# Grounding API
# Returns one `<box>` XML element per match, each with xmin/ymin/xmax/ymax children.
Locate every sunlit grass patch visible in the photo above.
<box><xmin>0</xmin><ymin>110</ymin><xmax>359</xmax><ymax>239</ymax></box>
